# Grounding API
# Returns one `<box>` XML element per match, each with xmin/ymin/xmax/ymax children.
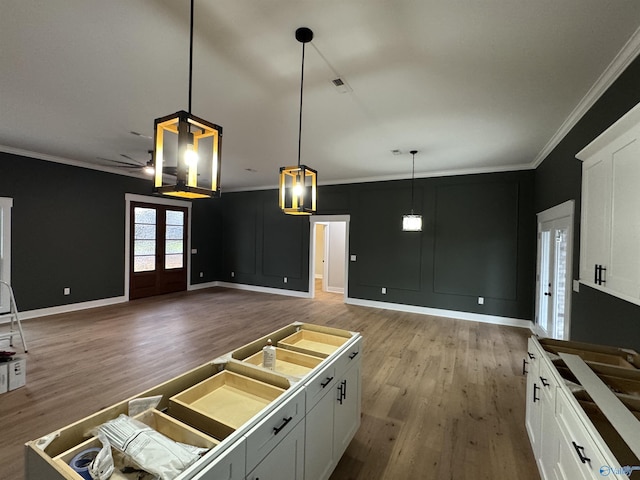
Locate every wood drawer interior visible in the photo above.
<box><xmin>169</xmin><ymin>370</ymin><xmax>286</xmax><ymax>440</ymax></box>
<box><xmin>576</xmin><ymin>398</ymin><xmax>640</xmax><ymax>477</ymax></box>
<box><xmin>278</xmin><ymin>329</ymin><xmax>349</xmax><ymax>358</ymax></box>
<box><xmin>241</xmin><ymin>347</ymin><xmax>323</xmax><ymax>377</ymax></box>
<box><xmin>51</xmin><ymin>409</ymin><xmax>218</xmax><ymax>480</ymax></box>
<box><xmin>540</xmin><ymin>338</ymin><xmax>639</xmax><ymax>369</ymax></box>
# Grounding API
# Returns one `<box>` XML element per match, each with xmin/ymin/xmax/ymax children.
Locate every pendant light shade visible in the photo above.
<box><xmin>153</xmin><ymin>0</ymin><xmax>222</xmax><ymax>199</ymax></box>
<box><xmin>279</xmin><ymin>27</ymin><xmax>318</xmax><ymax>215</ymax></box>
<box><xmin>402</xmin><ymin>150</ymin><xmax>422</xmax><ymax>232</ymax></box>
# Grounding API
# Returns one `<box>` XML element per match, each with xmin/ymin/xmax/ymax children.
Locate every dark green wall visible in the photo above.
<box><xmin>534</xmin><ymin>55</ymin><xmax>640</xmax><ymax>351</ymax></box>
<box><xmin>0</xmin><ymin>151</ymin><xmax>217</xmax><ymax>310</ymax></box>
<box><xmin>220</xmin><ymin>170</ymin><xmax>536</xmax><ymax>321</ymax></box>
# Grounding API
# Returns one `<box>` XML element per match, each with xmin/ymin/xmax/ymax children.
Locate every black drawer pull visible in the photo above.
<box><xmin>320</xmin><ymin>376</ymin><xmax>334</xmax><ymax>388</ymax></box>
<box><xmin>533</xmin><ymin>383</ymin><xmax>540</xmax><ymax>403</ymax></box>
<box><xmin>349</xmin><ymin>351</ymin><xmax>359</xmax><ymax>360</ymax></box>
<box><xmin>522</xmin><ymin>358</ymin><xmax>528</xmax><ymax>375</ymax></box>
<box><xmin>540</xmin><ymin>377</ymin><xmax>550</xmax><ymax>387</ymax></box>
<box><xmin>273</xmin><ymin>416</ymin><xmax>293</xmax><ymax>435</ymax></box>
<box><xmin>528</xmin><ymin>352</ymin><xmax>536</xmax><ymax>360</ymax></box>
<box><xmin>572</xmin><ymin>441</ymin><xmax>591</xmax><ymax>464</ymax></box>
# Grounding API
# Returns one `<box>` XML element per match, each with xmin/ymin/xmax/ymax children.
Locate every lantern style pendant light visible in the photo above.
<box><xmin>153</xmin><ymin>0</ymin><xmax>222</xmax><ymax>199</ymax></box>
<box><xmin>402</xmin><ymin>150</ymin><xmax>423</xmax><ymax>232</ymax></box>
<box><xmin>279</xmin><ymin>27</ymin><xmax>317</xmax><ymax>215</ymax></box>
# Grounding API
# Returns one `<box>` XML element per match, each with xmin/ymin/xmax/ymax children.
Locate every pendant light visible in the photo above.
<box><xmin>402</xmin><ymin>150</ymin><xmax>422</xmax><ymax>232</ymax></box>
<box><xmin>279</xmin><ymin>27</ymin><xmax>318</xmax><ymax>215</ymax></box>
<box><xmin>153</xmin><ymin>0</ymin><xmax>222</xmax><ymax>199</ymax></box>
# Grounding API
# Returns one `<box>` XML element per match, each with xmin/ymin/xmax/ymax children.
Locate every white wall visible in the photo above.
<box><xmin>326</xmin><ymin>222</ymin><xmax>346</xmax><ymax>293</ymax></box>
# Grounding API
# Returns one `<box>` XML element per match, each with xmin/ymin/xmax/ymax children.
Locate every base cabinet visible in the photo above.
<box><xmin>24</xmin><ymin>323</ymin><xmax>363</xmax><ymax>480</ymax></box>
<box><xmin>524</xmin><ymin>337</ymin><xmax>640</xmax><ymax>480</ymax></box>
<box><xmin>304</xmin><ymin>337</ymin><xmax>362</xmax><ymax>480</ymax></box>
<box><xmin>197</xmin><ymin>439</ymin><xmax>246</xmax><ymax>480</ymax></box>
<box><xmin>246</xmin><ymin>420</ymin><xmax>305</xmax><ymax>480</ymax></box>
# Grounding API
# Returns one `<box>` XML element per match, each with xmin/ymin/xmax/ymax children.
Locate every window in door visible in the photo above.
<box><xmin>130</xmin><ymin>202</ymin><xmax>188</xmax><ymax>300</ymax></box>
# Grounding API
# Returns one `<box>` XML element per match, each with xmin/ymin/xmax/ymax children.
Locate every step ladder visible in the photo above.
<box><xmin>0</xmin><ymin>281</ymin><xmax>27</xmax><ymax>352</ymax></box>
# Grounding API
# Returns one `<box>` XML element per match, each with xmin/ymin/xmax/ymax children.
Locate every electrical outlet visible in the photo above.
<box><xmin>231</xmin><ymin>271</ymin><xmax>235</xmax><ymax>278</ymax></box>
<box><xmin>63</xmin><ymin>287</ymin><xmax>70</xmax><ymax>295</ymax></box>
<box><xmin>284</xmin><ymin>277</ymin><xmax>288</xmax><ymax>284</ymax></box>
<box><xmin>199</xmin><ymin>272</ymin><xmax>203</xmax><ymax>278</ymax></box>
<box><xmin>478</xmin><ymin>297</ymin><xmax>484</xmax><ymax>305</ymax></box>
<box><xmin>350</xmin><ymin>255</ymin><xmax>357</xmax><ymax>262</ymax></box>
<box><xmin>381</xmin><ymin>287</ymin><xmax>386</xmax><ymax>294</ymax></box>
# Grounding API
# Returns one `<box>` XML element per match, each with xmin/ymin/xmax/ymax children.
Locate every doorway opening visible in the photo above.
<box><xmin>309</xmin><ymin>215</ymin><xmax>349</xmax><ymax>301</ymax></box>
<box><xmin>535</xmin><ymin>200</ymin><xmax>574</xmax><ymax>340</ymax></box>
<box><xmin>0</xmin><ymin>197</ymin><xmax>12</xmax><ymax>313</ymax></box>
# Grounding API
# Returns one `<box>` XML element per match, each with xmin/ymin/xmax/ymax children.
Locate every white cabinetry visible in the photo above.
<box><xmin>577</xmin><ymin>101</ymin><xmax>640</xmax><ymax>303</ymax></box>
<box><xmin>197</xmin><ymin>439</ymin><xmax>246</xmax><ymax>480</ymax></box>
<box><xmin>245</xmin><ymin>420</ymin><xmax>305</xmax><ymax>480</ymax></box>
<box><xmin>524</xmin><ymin>337</ymin><xmax>640</xmax><ymax>480</ymax></box>
<box><xmin>304</xmin><ymin>337</ymin><xmax>362</xmax><ymax>480</ymax></box>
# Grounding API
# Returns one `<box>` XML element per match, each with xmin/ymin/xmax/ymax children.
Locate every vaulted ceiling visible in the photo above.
<box><xmin>2</xmin><ymin>1</ymin><xmax>640</xmax><ymax>191</ymax></box>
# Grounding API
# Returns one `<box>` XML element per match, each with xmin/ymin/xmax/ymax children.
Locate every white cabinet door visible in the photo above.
<box><xmin>245</xmin><ymin>387</ymin><xmax>306</xmax><ymax>473</ymax></box>
<box><xmin>304</xmin><ymin>387</ymin><xmax>335</xmax><ymax>480</ymax></box>
<box><xmin>333</xmin><ymin>359</ymin><xmax>361</xmax><ymax>460</ymax></box>
<box><xmin>580</xmin><ymin>154</ymin><xmax>611</xmax><ymax>284</ymax></box>
<box><xmin>195</xmin><ymin>439</ymin><xmax>246</xmax><ymax>480</ymax></box>
<box><xmin>609</xmin><ymin>137</ymin><xmax>640</xmax><ymax>297</ymax></box>
<box><xmin>525</xmin><ymin>340</ymin><xmax>542</xmax><ymax>453</ymax></box>
<box><xmin>246</xmin><ymin>420</ymin><xmax>305</xmax><ymax>480</ymax></box>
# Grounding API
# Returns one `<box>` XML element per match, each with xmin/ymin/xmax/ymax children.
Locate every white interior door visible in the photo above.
<box><xmin>536</xmin><ymin>201</ymin><xmax>574</xmax><ymax>340</ymax></box>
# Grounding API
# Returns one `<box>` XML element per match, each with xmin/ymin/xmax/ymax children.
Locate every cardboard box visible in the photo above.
<box><xmin>0</xmin><ymin>363</ymin><xmax>7</xmax><ymax>394</ymax></box>
<box><xmin>8</xmin><ymin>357</ymin><xmax>26</xmax><ymax>390</ymax></box>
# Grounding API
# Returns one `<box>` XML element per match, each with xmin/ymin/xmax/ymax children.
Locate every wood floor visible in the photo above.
<box><xmin>0</xmin><ymin>286</ymin><xmax>538</xmax><ymax>480</ymax></box>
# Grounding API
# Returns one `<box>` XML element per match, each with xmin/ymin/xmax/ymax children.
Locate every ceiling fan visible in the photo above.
<box><xmin>96</xmin><ymin>151</ymin><xmax>156</xmax><ymax>175</ymax></box>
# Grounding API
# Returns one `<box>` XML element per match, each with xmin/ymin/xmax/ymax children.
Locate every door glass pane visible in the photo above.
<box><xmin>165</xmin><ymin>210</ymin><xmax>184</xmax><ymax>269</ymax></box>
<box><xmin>133</xmin><ymin>207</ymin><xmax>156</xmax><ymax>272</ymax></box>
<box><xmin>553</xmin><ymin>228</ymin><xmax>568</xmax><ymax>339</ymax></box>
<box><xmin>539</xmin><ymin>231</ymin><xmax>551</xmax><ymax>335</ymax></box>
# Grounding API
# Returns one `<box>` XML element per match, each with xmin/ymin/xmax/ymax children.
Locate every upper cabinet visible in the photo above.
<box><xmin>577</xmin><ymin>101</ymin><xmax>640</xmax><ymax>304</ymax></box>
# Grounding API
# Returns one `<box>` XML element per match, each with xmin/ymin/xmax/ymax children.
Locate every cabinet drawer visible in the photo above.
<box><xmin>334</xmin><ymin>337</ymin><xmax>363</xmax><ymax>380</ymax></box>
<box><xmin>245</xmin><ymin>387</ymin><xmax>306</xmax><ymax>473</ymax></box>
<box><xmin>538</xmin><ymin>356</ymin><xmax>557</xmax><ymax>403</ymax></box>
<box><xmin>305</xmin><ymin>362</ymin><xmax>337</xmax><ymax>412</ymax></box>
<box><xmin>556</xmin><ymin>388</ymin><xmax>612</xmax><ymax>478</ymax></box>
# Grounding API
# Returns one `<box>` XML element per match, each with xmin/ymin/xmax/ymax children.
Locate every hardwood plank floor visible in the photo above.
<box><xmin>0</xmin><ymin>287</ymin><xmax>538</xmax><ymax>480</ymax></box>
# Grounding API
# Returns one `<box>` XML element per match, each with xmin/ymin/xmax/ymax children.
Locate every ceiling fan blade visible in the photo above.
<box><xmin>96</xmin><ymin>157</ymin><xmax>143</xmax><ymax>168</ymax></box>
<box><xmin>119</xmin><ymin>154</ymin><xmax>145</xmax><ymax>166</ymax></box>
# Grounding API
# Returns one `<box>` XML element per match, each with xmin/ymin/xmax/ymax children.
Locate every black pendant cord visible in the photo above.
<box><xmin>188</xmin><ymin>0</ymin><xmax>194</xmax><ymax>114</ymax></box>
<box><xmin>410</xmin><ymin>151</ymin><xmax>416</xmax><ymax>214</ymax></box>
<box><xmin>297</xmin><ymin>41</ymin><xmax>306</xmax><ymax>168</ymax></box>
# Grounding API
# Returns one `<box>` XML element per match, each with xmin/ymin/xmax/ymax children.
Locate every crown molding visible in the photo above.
<box><xmin>531</xmin><ymin>25</ymin><xmax>640</xmax><ymax>168</ymax></box>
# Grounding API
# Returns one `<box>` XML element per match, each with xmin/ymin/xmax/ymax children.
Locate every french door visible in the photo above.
<box><xmin>129</xmin><ymin>202</ymin><xmax>188</xmax><ymax>300</ymax></box>
<box><xmin>536</xmin><ymin>201</ymin><xmax>574</xmax><ymax>340</ymax></box>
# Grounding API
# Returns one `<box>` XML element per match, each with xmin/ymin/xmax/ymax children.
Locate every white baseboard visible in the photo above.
<box><xmin>15</xmin><ymin>295</ymin><xmax>128</xmax><ymax>321</ymax></box>
<box><xmin>345</xmin><ymin>297</ymin><xmax>533</xmax><ymax>329</ymax></box>
<box><xmin>189</xmin><ymin>281</ymin><xmax>218</xmax><ymax>291</ymax></box>
<box><xmin>326</xmin><ymin>287</ymin><xmax>344</xmax><ymax>294</ymax></box>
<box><xmin>215</xmin><ymin>281</ymin><xmax>311</xmax><ymax>298</ymax></box>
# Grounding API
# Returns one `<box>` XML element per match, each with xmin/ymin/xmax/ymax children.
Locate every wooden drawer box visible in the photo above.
<box><xmin>240</xmin><ymin>347</ymin><xmax>323</xmax><ymax>378</ymax></box>
<box><xmin>539</xmin><ymin>338</ymin><xmax>639</xmax><ymax>369</ymax></box>
<box><xmin>278</xmin><ymin>329</ymin><xmax>349</xmax><ymax>358</ymax></box>
<box><xmin>51</xmin><ymin>409</ymin><xmax>219</xmax><ymax>480</ymax></box>
<box><xmin>169</xmin><ymin>370</ymin><xmax>287</xmax><ymax>441</ymax></box>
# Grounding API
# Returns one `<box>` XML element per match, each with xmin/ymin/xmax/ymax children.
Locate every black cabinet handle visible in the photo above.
<box><xmin>528</xmin><ymin>352</ymin><xmax>536</xmax><ymax>360</ymax></box>
<box><xmin>522</xmin><ymin>358</ymin><xmax>528</xmax><ymax>375</ymax></box>
<box><xmin>572</xmin><ymin>441</ymin><xmax>591</xmax><ymax>464</ymax></box>
<box><xmin>349</xmin><ymin>351</ymin><xmax>359</xmax><ymax>360</ymax></box>
<box><xmin>595</xmin><ymin>264</ymin><xmax>607</xmax><ymax>285</ymax></box>
<box><xmin>533</xmin><ymin>383</ymin><xmax>540</xmax><ymax>403</ymax></box>
<box><xmin>342</xmin><ymin>379</ymin><xmax>347</xmax><ymax>400</ymax></box>
<box><xmin>337</xmin><ymin>382</ymin><xmax>344</xmax><ymax>404</ymax></box>
<box><xmin>337</xmin><ymin>380</ymin><xmax>347</xmax><ymax>404</ymax></box>
<box><xmin>273</xmin><ymin>416</ymin><xmax>293</xmax><ymax>435</ymax></box>
<box><xmin>540</xmin><ymin>377</ymin><xmax>550</xmax><ymax>387</ymax></box>
<box><xmin>320</xmin><ymin>376</ymin><xmax>334</xmax><ymax>388</ymax></box>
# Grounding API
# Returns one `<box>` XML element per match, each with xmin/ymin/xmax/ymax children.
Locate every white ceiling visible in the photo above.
<box><xmin>2</xmin><ymin>1</ymin><xmax>640</xmax><ymax>191</ymax></box>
